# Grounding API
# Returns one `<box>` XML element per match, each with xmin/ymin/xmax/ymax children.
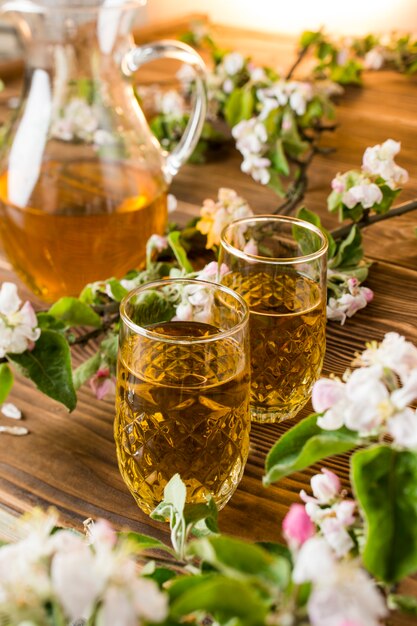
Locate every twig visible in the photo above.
<box><xmin>286</xmin><ymin>46</ymin><xmax>310</xmax><ymax>80</ymax></box>
<box><xmin>331</xmin><ymin>198</ymin><xmax>417</xmax><ymax>241</ymax></box>
<box><xmin>274</xmin><ymin>147</ymin><xmax>319</xmax><ymax>215</ymax></box>
<box><xmin>71</xmin><ymin>314</ymin><xmax>119</xmax><ymax>346</ymax></box>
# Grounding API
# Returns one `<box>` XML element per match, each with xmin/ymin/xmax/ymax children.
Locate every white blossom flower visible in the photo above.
<box><xmin>155</xmin><ymin>89</ymin><xmax>185</xmax><ymax>117</ymax></box>
<box><xmin>232</xmin><ymin>118</ymin><xmax>268</xmax><ymax>156</ymax></box>
<box><xmin>222</xmin><ymin>77</ymin><xmax>234</xmax><ymax>94</ymax></box>
<box><xmin>390</xmin><ymin>372</ymin><xmax>417</xmax><ymax>415</ymax></box>
<box><xmin>364</xmin><ymin>47</ymin><xmax>385</xmax><ymax>70</ymax></box>
<box><xmin>292</xmin><ymin>537</ymin><xmax>336</xmax><ymax>584</ymax></box>
<box><xmin>387</xmin><ymin>407</ymin><xmax>417</xmax><ymax>450</ymax></box>
<box><xmin>343</xmin><ymin>366</ymin><xmax>388</xmax><ymax>434</ymax></box>
<box><xmin>51</xmin><ymin>542</ymin><xmax>102</xmax><ymax>621</ymax></box>
<box><xmin>0</xmin><ymin>282</ymin><xmax>40</xmax><ymax>357</ymax></box>
<box><xmin>248</xmin><ymin>64</ymin><xmax>268</xmax><ymax>83</ymax></box>
<box><xmin>176</xmin><ymin>62</ymin><xmax>195</xmax><ymax>86</ymax></box>
<box><xmin>222</xmin><ymin>52</ymin><xmax>245</xmax><ymax>76</ymax></box>
<box><xmin>287</xmin><ymin>81</ymin><xmax>314</xmax><ymax>116</ymax></box>
<box><xmin>362</xmin><ymin>139</ymin><xmax>409</xmax><ymax>189</ymax></box>
<box><xmin>358</xmin><ymin>332</ymin><xmax>417</xmax><ymax>383</ymax></box>
<box><xmin>342</xmin><ymin>181</ymin><xmax>383</xmax><ymax>209</ymax></box>
<box><xmin>307</xmin><ymin>561</ymin><xmax>387</xmax><ymax>626</ymax></box>
<box><xmin>312</xmin><ymin>378</ymin><xmax>345</xmax><ymax>414</ymax></box>
<box><xmin>241</xmin><ymin>154</ymin><xmax>271</xmax><ymax>184</ymax></box>
<box><xmin>320</xmin><ymin>517</ymin><xmax>354</xmax><ymax>557</ymax></box>
<box><xmin>93</xmin><ymin>129</ymin><xmax>116</xmax><ymax>147</ymax></box>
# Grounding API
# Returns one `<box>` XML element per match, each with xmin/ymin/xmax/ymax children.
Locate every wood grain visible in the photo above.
<box><xmin>0</xmin><ymin>18</ymin><xmax>416</xmax><ymax>624</ymax></box>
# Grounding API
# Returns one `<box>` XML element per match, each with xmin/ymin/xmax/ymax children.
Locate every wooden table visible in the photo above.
<box><xmin>0</xmin><ymin>18</ymin><xmax>416</xmax><ymax>624</ymax></box>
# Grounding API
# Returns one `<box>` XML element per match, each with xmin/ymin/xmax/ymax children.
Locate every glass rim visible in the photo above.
<box><xmin>220</xmin><ymin>214</ymin><xmax>329</xmax><ymax>265</ymax></box>
<box><xmin>120</xmin><ymin>277</ymin><xmax>250</xmax><ymax>344</ymax></box>
<box><xmin>0</xmin><ymin>0</ymin><xmax>146</xmax><ymax>14</ymax></box>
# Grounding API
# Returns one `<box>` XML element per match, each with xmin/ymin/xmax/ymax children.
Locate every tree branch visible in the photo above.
<box><xmin>274</xmin><ymin>147</ymin><xmax>319</xmax><ymax>215</ymax></box>
<box><xmin>71</xmin><ymin>314</ymin><xmax>119</xmax><ymax>346</ymax></box>
<box><xmin>286</xmin><ymin>46</ymin><xmax>310</xmax><ymax>80</ymax></box>
<box><xmin>330</xmin><ymin>198</ymin><xmax>417</xmax><ymax>241</ymax></box>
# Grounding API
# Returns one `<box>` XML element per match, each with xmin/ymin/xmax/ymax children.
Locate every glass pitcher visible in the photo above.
<box><xmin>0</xmin><ymin>0</ymin><xmax>207</xmax><ymax>301</ymax></box>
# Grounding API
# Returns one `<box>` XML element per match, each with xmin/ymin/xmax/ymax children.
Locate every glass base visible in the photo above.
<box><xmin>250</xmin><ymin>399</ymin><xmax>308</xmax><ymax>424</ymax></box>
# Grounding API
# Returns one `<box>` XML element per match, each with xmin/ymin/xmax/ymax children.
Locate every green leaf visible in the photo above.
<box><xmin>297</xmin><ymin>206</ymin><xmax>336</xmax><ymax>258</ymax></box>
<box><xmin>327</xmin><ymin>189</ymin><xmax>342</xmax><ymax>214</ymax></box>
<box><xmin>270</xmin><ymin>138</ymin><xmax>289</xmax><ymax>176</ymax></box>
<box><xmin>73</xmin><ymin>352</ymin><xmax>101</xmax><ymax>390</ymax></box>
<box><xmin>264</xmin><ymin>413</ymin><xmax>361</xmax><ymax>485</ymax></box>
<box><xmin>256</xmin><ymin>541</ymin><xmax>292</xmax><ymax>564</ymax></box>
<box><xmin>374</xmin><ymin>182</ymin><xmax>401</xmax><ymax>214</ymax></box>
<box><xmin>164</xmin><ymin>473</ymin><xmax>187</xmax><ymax>515</ymax></box>
<box><xmin>184</xmin><ymin>497</ymin><xmax>219</xmax><ymax>534</ymax></box>
<box><xmin>145</xmin><ymin>566</ymin><xmax>178</xmax><ymax>587</ymax></box>
<box><xmin>189</xmin><ymin>535</ymin><xmax>290</xmax><ymax>589</ymax></box>
<box><xmin>128</xmin><ymin>291</ymin><xmax>176</xmax><ymax>328</ymax></box>
<box><xmin>36</xmin><ymin>313</ymin><xmax>67</xmax><ymax>333</ymax></box>
<box><xmin>388</xmin><ymin>593</ymin><xmax>417</xmax><ymax>616</ymax></box>
<box><xmin>119</xmin><ymin>531</ymin><xmax>174</xmax><ymax>555</ymax></box>
<box><xmin>8</xmin><ymin>330</ymin><xmax>76</xmax><ymax>411</ymax></box>
<box><xmin>224</xmin><ymin>88</ymin><xmax>255</xmax><ymax>127</ymax></box>
<box><xmin>330</xmin><ymin>59</ymin><xmax>363</xmax><ymax>85</ymax></box>
<box><xmin>351</xmin><ymin>445</ymin><xmax>417</xmax><ymax>583</ymax></box>
<box><xmin>0</xmin><ymin>363</ymin><xmax>13</xmax><ymax>404</ymax></box>
<box><xmin>167</xmin><ymin>231</ymin><xmax>194</xmax><ymax>273</ymax></box>
<box><xmin>170</xmin><ymin>575</ymin><xmax>269</xmax><ymax>626</ymax></box>
<box><xmin>240</xmin><ymin>88</ymin><xmax>256</xmax><ymax>120</ymax></box>
<box><xmin>267</xmin><ymin>170</ymin><xmax>285</xmax><ymax>197</ymax></box>
<box><xmin>49</xmin><ymin>297</ymin><xmax>101</xmax><ymax>328</ymax></box>
<box><xmin>329</xmin><ymin>225</ymin><xmax>363</xmax><ymax>269</ymax></box>
<box><xmin>299</xmin><ymin>30</ymin><xmax>322</xmax><ymax>49</ymax></box>
<box><xmin>106</xmin><ymin>279</ymin><xmax>128</xmax><ymax>302</ymax></box>
<box><xmin>100</xmin><ymin>332</ymin><xmax>119</xmax><ymax>371</ymax></box>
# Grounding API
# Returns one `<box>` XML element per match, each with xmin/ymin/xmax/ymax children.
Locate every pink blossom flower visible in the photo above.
<box><xmin>282</xmin><ymin>504</ymin><xmax>315</xmax><ymax>547</ymax></box>
<box><xmin>89</xmin><ymin>368</ymin><xmax>116</xmax><ymax>401</ymax></box>
<box><xmin>327</xmin><ymin>279</ymin><xmax>374</xmax><ymax>325</ymax></box>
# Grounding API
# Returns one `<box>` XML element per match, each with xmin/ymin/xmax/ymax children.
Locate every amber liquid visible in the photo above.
<box><xmin>0</xmin><ymin>160</ymin><xmax>167</xmax><ymax>301</ymax></box>
<box><xmin>115</xmin><ymin>321</ymin><xmax>251</xmax><ymax>515</ymax></box>
<box><xmin>223</xmin><ymin>270</ymin><xmax>326</xmax><ymax>422</ymax></box>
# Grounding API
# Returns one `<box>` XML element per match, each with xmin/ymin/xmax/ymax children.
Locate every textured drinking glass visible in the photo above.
<box><xmin>115</xmin><ymin>278</ymin><xmax>251</xmax><ymax>515</ymax></box>
<box><xmin>219</xmin><ymin>215</ymin><xmax>328</xmax><ymax>424</ymax></box>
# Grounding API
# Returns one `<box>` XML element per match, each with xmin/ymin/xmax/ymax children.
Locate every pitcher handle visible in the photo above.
<box><xmin>122</xmin><ymin>40</ymin><xmax>207</xmax><ymax>183</ymax></box>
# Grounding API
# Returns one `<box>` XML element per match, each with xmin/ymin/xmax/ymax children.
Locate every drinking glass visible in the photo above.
<box><xmin>115</xmin><ymin>278</ymin><xmax>251</xmax><ymax>515</ymax></box>
<box><xmin>219</xmin><ymin>215</ymin><xmax>328</xmax><ymax>424</ymax></box>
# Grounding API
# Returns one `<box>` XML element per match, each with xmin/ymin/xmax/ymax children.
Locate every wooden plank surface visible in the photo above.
<box><xmin>0</xmin><ymin>18</ymin><xmax>416</xmax><ymax>624</ymax></box>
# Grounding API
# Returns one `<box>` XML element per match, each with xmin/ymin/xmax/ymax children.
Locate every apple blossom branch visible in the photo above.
<box><xmin>330</xmin><ymin>197</ymin><xmax>417</xmax><ymax>241</ymax></box>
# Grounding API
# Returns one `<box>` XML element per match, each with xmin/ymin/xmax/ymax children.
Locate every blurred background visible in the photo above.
<box><xmin>142</xmin><ymin>0</ymin><xmax>417</xmax><ymax>36</ymax></box>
